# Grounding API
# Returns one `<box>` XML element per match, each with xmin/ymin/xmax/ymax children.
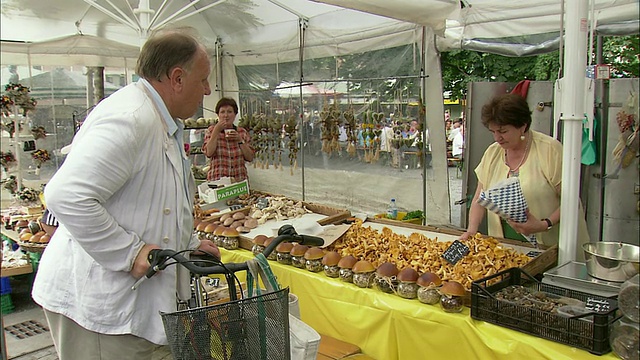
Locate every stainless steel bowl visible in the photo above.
<box><xmin>583</xmin><ymin>242</ymin><xmax>640</xmax><ymax>282</ymax></box>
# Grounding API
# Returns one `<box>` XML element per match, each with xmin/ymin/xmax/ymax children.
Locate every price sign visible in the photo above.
<box><xmin>525</xmin><ymin>250</ymin><xmax>542</xmax><ymax>258</ymax></box>
<box><xmin>442</xmin><ymin>240</ymin><xmax>470</xmax><ymax>265</ymax></box>
<box><xmin>585</xmin><ymin>297</ymin><xmax>612</xmax><ymax>313</ymax></box>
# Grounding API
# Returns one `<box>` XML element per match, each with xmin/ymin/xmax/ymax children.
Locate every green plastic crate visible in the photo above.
<box><xmin>1</xmin><ymin>293</ymin><xmax>14</xmax><ymax>314</ymax></box>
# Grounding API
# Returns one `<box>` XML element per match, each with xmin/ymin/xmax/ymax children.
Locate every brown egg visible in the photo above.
<box><xmin>303</xmin><ymin>247</ymin><xmax>324</xmax><ymax>260</ymax></box>
<box><xmin>30</xmin><ymin>234</ymin><xmax>42</xmax><ymax>243</ymax></box>
<box><xmin>244</xmin><ymin>217</ymin><xmax>258</xmax><ymax>229</ymax></box>
<box><xmin>232</xmin><ymin>212</ymin><xmax>245</xmax><ymax>220</ymax></box>
<box><xmin>290</xmin><ymin>244</ymin><xmax>309</xmax><ymax>257</ymax></box>
<box><xmin>397</xmin><ymin>267</ymin><xmax>419</xmax><ymax>283</ymax></box>
<box><xmin>15</xmin><ymin>220</ymin><xmax>29</xmax><ymax>230</ymax></box>
<box><xmin>19</xmin><ymin>232</ymin><xmax>33</xmax><ymax>241</ymax></box>
<box><xmin>417</xmin><ymin>272</ymin><xmax>442</xmax><ymax>288</ymax></box>
<box><xmin>231</xmin><ymin>220</ymin><xmax>244</xmax><ymax>229</ymax></box>
<box><xmin>352</xmin><ymin>260</ymin><xmax>375</xmax><ymax>274</ymax></box>
<box><xmin>19</xmin><ymin>228</ymin><xmax>32</xmax><ymax>236</ymax></box>
<box><xmin>220</xmin><ymin>213</ymin><xmax>232</xmax><ymax>222</ymax></box>
<box><xmin>39</xmin><ymin>234</ymin><xmax>51</xmax><ymax>244</ymax></box>
<box><xmin>337</xmin><ymin>255</ymin><xmax>357</xmax><ymax>269</ymax></box>
<box><xmin>236</xmin><ymin>226</ymin><xmax>250</xmax><ymax>233</ymax></box>
<box><xmin>440</xmin><ymin>281</ymin><xmax>466</xmax><ymax>296</ymax></box>
<box><xmin>253</xmin><ymin>234</ymin><xmax>268</xmax><ymax>246</ymax></box>
<box><xmin>321</xmin><ymin>251</ymin><xmax>341</xmax><ymax>266</ymax></box>
<box><xmin>376</xmin><ymin>262</ymin><xmax>399</xmax><ymax>277</ymax></box>
<box><xmin>223</xmin><ymin>217</ymin><xmax>235</xmax><ymax>226</ymax></box>
<box><xmin>276</xmin><ymin>242</ymin><xmax>294</xmax><ymax>253</ymax></box>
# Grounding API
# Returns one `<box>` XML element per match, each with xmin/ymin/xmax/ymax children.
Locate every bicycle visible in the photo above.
<box><xmin>132</xmin><ymin>224</ymin><xmax>324</xmax><ymax>360</ymax></box>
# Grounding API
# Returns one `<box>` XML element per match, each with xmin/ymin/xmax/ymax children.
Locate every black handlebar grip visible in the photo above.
<box><xmin>297</xmin><ymin>234</ymin><xmax>324</xmax><ymax>246</ymax></box>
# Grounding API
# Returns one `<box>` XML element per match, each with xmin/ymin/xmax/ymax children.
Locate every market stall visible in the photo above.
<box><xmin>220</xmin><ymin>248</ymin><xmax>618</xmax><ymax>360</ymax></box>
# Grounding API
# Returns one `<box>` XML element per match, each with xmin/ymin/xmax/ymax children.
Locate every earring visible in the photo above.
<box><xmin>520</xmin><ymin>134</ymin><xmax>526</xmax><ymax>141</ymax></box>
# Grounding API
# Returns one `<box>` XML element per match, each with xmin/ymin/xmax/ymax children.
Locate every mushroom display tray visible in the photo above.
<box><xmin>471</xmin><ymin>267</ymin><xmax>619</xmax><ymax>356</ymax></box>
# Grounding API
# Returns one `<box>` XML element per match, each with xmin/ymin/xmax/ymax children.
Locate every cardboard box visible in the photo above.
<box><xmin>197</xmin><ymin>179</ymin><xmax>249</xmax><ymax>204</ymax></box>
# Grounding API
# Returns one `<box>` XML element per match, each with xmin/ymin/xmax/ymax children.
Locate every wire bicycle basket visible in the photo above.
<box><xmin>161</xmin><ymin>287</ymin><xmax>291</xmax><ymax>360</ymax></box>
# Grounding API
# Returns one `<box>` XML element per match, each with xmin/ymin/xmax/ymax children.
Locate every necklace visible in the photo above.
<box><xmin>504</xmin><ymin>134</ymin><xmax>531</xmax><ymax>176</ymax></box>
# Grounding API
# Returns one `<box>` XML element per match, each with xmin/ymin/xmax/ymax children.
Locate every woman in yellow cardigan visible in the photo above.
<box><xmin>461</xmin><ymin>94</ymin><xmax>589</xmax><ymax>260</ymax></box>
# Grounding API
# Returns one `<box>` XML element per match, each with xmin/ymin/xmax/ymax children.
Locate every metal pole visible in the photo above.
<box><xmin>558</xmin><ymin>0</ymin><xmax>588</xmax><ymax>264</ymax></box>
<box><xmin>298</xmin><ymin>18</ymin><xmax>308</xmax><ymax>201</ymax></box>
<box><xmin>420</xmin><ymin>26</ymin><xmax>427</xmax><ymax>226</ymax></box>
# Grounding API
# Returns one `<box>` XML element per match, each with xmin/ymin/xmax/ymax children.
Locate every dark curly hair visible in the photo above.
<box><xmin>481</xmin><ymin>94</ymin><xmax>532</xmax><ymax>132</ymax></box>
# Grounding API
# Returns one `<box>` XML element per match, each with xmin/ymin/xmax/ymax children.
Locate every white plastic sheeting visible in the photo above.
<box><xmin>1</xmin><ymin>0</ymin><xmax>637</xmax><ymax>64</ymax></box>
<box><xmin>0</xmin><ymin>35</ymin><xmax>139</xmax><ymax>68</ymax></box>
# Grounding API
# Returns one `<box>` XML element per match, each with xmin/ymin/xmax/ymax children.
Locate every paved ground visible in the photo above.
<box><xmin>1</xmin><ymin>272</ymin><xmax>173</xmax><ymax>359</ymax></box>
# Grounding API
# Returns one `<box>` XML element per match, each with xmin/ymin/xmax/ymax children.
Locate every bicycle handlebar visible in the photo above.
<box><xmin>131</xmin><ymin>225</ymin><xmax>324</xmax><ymax>290</ymax></box>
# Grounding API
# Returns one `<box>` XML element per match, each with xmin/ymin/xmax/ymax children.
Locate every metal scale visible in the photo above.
<box><xmin>543</xmin><ymin>261</ymin><xmax>623</xmax><ymax>298</ymax></box>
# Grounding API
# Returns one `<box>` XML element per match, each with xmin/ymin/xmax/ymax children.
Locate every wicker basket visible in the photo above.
<box><xmin>17</xmin><ymin>241</ymin><xmax>47</xmax><ymax>253</ymax></box>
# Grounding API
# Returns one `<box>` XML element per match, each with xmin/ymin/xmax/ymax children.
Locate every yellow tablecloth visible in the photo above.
<box><xmin>221</xmin><ymin>249</ymin><xmax>617</xmax><ymax>360</ymax></box>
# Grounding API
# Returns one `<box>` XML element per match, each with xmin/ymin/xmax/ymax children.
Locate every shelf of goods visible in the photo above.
<box><xmin>203</xmin><ymin>194</ymin><xmax>614</xmax><ymax>360</ymax></box>
<box><xmin>1</xmin><ymin>258</ymin><xmax>32</xmax><ymax>277</ymax></box>
<box><xmin>1</xmin><ymin>116</ymin><xmax>56</xmax><ymax>188</ymax></box>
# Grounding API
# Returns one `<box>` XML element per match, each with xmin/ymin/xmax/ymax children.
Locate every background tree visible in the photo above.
<box><xmin>440</xmin><ymin>34</ymin><xmax>638</xmax><ymax>101</ymax></box>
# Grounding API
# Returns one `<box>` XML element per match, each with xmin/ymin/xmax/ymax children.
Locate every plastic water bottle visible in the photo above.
<box><xmin>386</xmin><ymin>198</ymin><xmax>398</xmax><ymax>219</ymax></box>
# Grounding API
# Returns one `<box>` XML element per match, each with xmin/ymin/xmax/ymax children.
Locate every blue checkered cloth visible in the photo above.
<box><xmin>477</xmin><ymin>177</ymin><xmax>537</xmax><ymax>247</ymax></box>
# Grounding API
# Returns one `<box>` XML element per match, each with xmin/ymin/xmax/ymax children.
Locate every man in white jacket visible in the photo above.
<box><xmin>32</xmin><ymin>28</ymin><xmax>220</xmax><ymax>359</ymax></box>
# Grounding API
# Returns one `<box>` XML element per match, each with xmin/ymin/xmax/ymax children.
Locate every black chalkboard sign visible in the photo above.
<box><xmin>585</xmin><ymin>297</ymin><xmax>613</xmax><ymax>313</ymax></box>
<box><xmin>442</xmin><ymin>240</ymin><xmax>470</xmax><ymax>265</ymax></box>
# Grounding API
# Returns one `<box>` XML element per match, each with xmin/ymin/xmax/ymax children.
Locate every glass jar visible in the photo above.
<box><xmin>417</xmin><ymin>287</ymin><xmax>441</xmax><ymax>305</ymax></box>
<box><xmin>610</xmin><ymin>317</ymin><xmax>639</xmax><ymax>360</ymax></box>
<box><xmin>251</xmin><ymin>244</ymin><xmax>265</xmax><ymax>256</ymax></box>
<box><xmin>339</xmin><ymin>268</ymin><xmax>354</xmax><ymax>283</ymax></box>
<box><xmin>213</xmin><ymin>235</ymin><xmax>224</xmax><ymax>247</ymax></box>
<box><xmin>266</xmin><ymin>251</ymin><xmax>277</xmax><ymax>261</ymax></box>
<box><xmin>397</xmin><ymin>281</ymin><xmax>418</xmax><ymax>299</ymax></box>
<box><xmin>440</xmin><ymin>294</ymin><xmax>463</xmax><ymax>313</ymax></box>
<box><xmin>291</xmin><ymin>255</ymin><xmax>306</xmax><ymax>269</ymax></box>
<box><xmin>619</xmin><ymin>274</ymin><xmax>639</xmax><ymax>323</ymax></box>
<box><xmin>353</xmin><ymin>272</ymin><xmax>375</xmax><ymax>288</ymax></box>
<box><xmin>222</xmin><ymin>237</ymin><xmax>238</xmax><ymax>250</ymax></box>
<box><xmin>305</xmin><ymin>259</ymin><xmax>323</xmax><ymax>272</ymax></box>
<box><xmin>375</xmin><ymin>275</ymin><xmax>398</xmax><ymax>294</ymax></box>
<box><xmin>277</xmin><ymin>252</ymin><xmax>292</xmax><ymax>265</ymax></box>
<box><xmin>324</xmin><ymin>265</ymin><xmax>340</xmax><ymax>278</ymax></box>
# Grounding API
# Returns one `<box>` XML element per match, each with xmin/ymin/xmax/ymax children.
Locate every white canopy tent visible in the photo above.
<box><xmin>1</xmin><ymin>0</ymin><xmax>638</xmax><ymax>260</ymax></box>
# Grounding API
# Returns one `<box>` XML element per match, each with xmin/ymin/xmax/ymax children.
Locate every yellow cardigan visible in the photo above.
<box><xmin>475</xmin><ymin>130</ymin><xmax>589</xmax><ymax>260</ymax></box>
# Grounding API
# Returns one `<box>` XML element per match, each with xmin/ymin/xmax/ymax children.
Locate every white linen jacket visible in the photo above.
<box><xmin>32</xmin><ymin>80</ymin><xmax>198</xmax><ymax>345</ymax></box>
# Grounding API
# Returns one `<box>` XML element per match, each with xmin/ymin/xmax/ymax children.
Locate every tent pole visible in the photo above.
<box><xmin>558</xmin><ymin>0</ymin><xmax>588</xmax><ymax>264</ymax></box>
<box><xmin>298</xmin><ymin>18</ymin><xmax>308</xmax><ymax>201</ymax></box>
<box><xmin>420</xmin><ymin>26</ymin><xmax>427</xmax><ymax>226</ymax></box>
<box><xmin>136</xmin><ymin>0</ymin><xmax>152</xmax><ymax>46</ymax></box>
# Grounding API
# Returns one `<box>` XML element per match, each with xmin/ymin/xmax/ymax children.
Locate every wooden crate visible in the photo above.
<box><xmin>236</xmin><ymin>194</ymin><xmax>351</xmax><ymax>251</ymax></box>
<box><xmin>1</xmin><ymin>257</ymin><xmax>33</xmax><ymax>277</ymax></box>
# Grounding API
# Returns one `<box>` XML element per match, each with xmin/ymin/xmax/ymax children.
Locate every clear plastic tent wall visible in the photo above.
<box><xmin>235</xmin><ymin>43</ymin><xmax>450</xmax><ymax>222</ymax></box>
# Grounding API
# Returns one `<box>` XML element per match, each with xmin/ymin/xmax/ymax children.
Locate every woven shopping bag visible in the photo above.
<box><xmin>247</xmin><ymin>255</ymin><xmax>320</xmax><ymax>360</ymax></box>
<box><xmin>477</xmin><ymin>177</ymin><xmax>537</xmax><ymax>247</ymax></box>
